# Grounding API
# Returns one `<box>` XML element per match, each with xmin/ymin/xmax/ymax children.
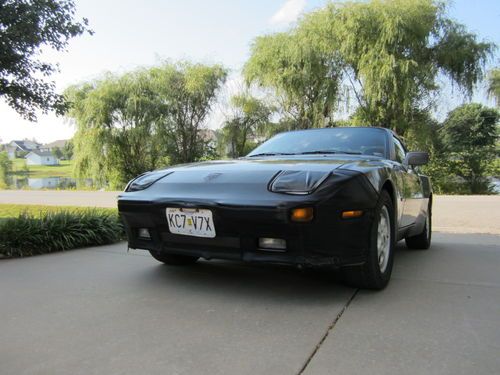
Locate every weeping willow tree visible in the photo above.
<box><xmin>148</xmin><ymin>63</ymin><xmax>227</xmax><ymax>164</ymax></box>
<box><xmin>245</xmin><ymin>0</ymin><xmax>495</xmax><ymax>134</ymax></box>
<box><xmin>65</xmin><ymin>62</ymin><xmax>227</xmax><ymax>189</ymax></box>
<box><xmin>65</xmin><ymin>71</ymin><xmax>165</xmax><ymax>189</ymax></box>
<box><xmin>244</xmin><ymin>30</ymin><xmax>344</xmax><ymax>129</ymax></box>
<box><xmin>488</xmin><ymin>68</ymin><xmax>500</xmax><ymax>107</ymax></box>
<box><xmin>221</xmin><ymin>94</ymin><xmax>274</xmax><ymax>157</ymax></box>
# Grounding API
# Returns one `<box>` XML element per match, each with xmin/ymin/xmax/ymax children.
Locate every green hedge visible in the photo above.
<box><xmin>0</xmin><ymin>208</ymin><xmax>124</xmax><ymax>258</ymax></box>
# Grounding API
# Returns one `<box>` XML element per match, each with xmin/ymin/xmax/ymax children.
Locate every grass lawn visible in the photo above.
<box><xmin>0</xmin><ymin>203</ymin><xmax>117</xmax><ymax>219</ymax></box>
<box><xmin>11</xmin><ymin>158</ymin><xmax>74</xmax><ymax>178</ymax></box>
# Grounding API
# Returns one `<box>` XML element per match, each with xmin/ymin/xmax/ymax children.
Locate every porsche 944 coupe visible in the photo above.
<box><xmin>118</xmin><ymin>127</ymin><xmax>432</xmax><ymax>289</ymax></box>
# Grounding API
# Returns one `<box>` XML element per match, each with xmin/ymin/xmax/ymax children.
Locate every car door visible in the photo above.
<box><xmin>392</xmin><ymin>136</ymin><xmax>422</xmax><ymax>227</ymax></box>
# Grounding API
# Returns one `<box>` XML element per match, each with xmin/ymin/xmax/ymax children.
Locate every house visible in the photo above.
<box><xmin>43</xmin><ymin>139</ymin><xmax>68</xmax><ymax>151</ymax></box>
<box><xmin>6</xmin><ymin>140</ymin><xmax>41</xmax><ymax>159</ymax></box>
<box><xmin>25</xmin><ymin>150</ymin><xmax>59</xmax><ymax>166</ymax></box>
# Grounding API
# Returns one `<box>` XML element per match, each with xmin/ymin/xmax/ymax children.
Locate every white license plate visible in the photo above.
<box><xmin>166</xmin><ymin>208</ymin><xmax>216</xmax><ymax>238</ymax></box>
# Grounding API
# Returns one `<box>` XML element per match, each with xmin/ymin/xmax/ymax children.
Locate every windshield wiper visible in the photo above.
<box><xmin>248</xmin><ymin>150</ymin><xmax>363</xmax><ymax>157</ymax></box>
<box><xmin>299</xmin><ymin>150</ymin><xmax>362</xmax><ymax>155</ymax></box>
<box><xmin>247</xmin><ymin>152</ymin><xmax>295</xmax><ymax>157</ymax></box>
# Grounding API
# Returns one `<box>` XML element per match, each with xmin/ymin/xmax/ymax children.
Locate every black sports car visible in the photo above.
<box><xmin>118</xmin><ymin>127</ymin><xmax>432</xmax><ymax>289</ymax></box>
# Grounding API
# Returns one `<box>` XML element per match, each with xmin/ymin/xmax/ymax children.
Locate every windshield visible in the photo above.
<box><xmin>247</xmin><ymin>128</ymin><xmax>387</xmax><ymax>158</ymax></box>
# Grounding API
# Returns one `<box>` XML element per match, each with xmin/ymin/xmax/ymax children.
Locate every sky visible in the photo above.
<box><xmin>1</xmin><ymin>0</ymin><xmax>499</xmax><ymax>144</ymax></box>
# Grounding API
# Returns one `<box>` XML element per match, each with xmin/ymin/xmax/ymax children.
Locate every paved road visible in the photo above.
<box><xmin>0</xmin><ymin>190</ymin><xmax>120</xmax><ymax>208</ymax></box>
<box><xmin>431</xmin><ymin>195</ymin><xmax>500</xmax><ymax>234</ymax></box>
<box><xmin>0</xmin><ymin>190</ymin><xmax>499</xmax><ymax>234</ymax></box>
<box><xmin>1</xmin><ymin>233</ymin><xmax>499</xmax><ymax>375</ymax></box>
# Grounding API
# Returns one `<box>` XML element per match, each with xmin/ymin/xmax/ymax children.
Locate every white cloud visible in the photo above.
<box><xmin>269</xmin><ymin>0</ymin><xmax>306</xmax><ymax>26</ymax></box>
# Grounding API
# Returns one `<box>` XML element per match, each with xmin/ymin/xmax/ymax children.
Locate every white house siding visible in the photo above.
<box><xmin>7</xmin><ymin>149</ymin><xmax>17</xmax><ymax>159</ymax></box>
<box><xmin>25</xmin><ymin>153</ymin><xmax>59</xmax><ymax>166</ymax></box>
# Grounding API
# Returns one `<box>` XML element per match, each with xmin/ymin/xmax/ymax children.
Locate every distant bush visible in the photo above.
<box><xmin>0</xmin><ymin>209</ymin><xmax>124</xmax><ymax>258</ymax></box>
<box><xmin>0</xmin><ymin>151</ymin><xmax>12</xmax><ymax>188</ymax></box>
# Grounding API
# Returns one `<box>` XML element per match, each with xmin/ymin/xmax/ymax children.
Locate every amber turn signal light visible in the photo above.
<box><xmin>341</xmin><ymin>210</ymin><xmax>363</xmax><ymax>219</ymax></box>
<box><xmin>291</xmin><ymin>207</ymin><xmax>314</xmax><ymax>222</ymax></box>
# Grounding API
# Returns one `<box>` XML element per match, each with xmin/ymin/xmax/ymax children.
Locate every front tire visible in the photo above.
<box><xmin>341</xmin><ymin>190</ymin><xmax>395</xmax><ymax>290</ymax></box>
<box><xmin>405</xmin><ymin>201</ymin><xmax>432</xmax><ymax>250</ymax></box>
<box><xmin>149</xmin><ymin>251</ymin><xmax>199</xmax><ymax>265</ymax></box>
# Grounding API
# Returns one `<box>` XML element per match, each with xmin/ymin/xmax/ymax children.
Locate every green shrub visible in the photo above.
<box><xmin>0</xmin><ymin>209</ymin><xmax>124</xmax><ymax>258</ymax></box>
<box><xmin>0</xmin><ymin>151</ymin><xmax>12</xmax><ymax>188</ymax></box>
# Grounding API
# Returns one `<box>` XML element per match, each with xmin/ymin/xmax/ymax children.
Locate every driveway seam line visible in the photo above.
<box><xmin>297</xmin><ymin>289</ymin><xmax>359</xmax><ymax>375</ymax></box>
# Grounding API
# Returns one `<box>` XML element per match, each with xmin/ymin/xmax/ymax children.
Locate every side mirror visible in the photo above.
<box><xmin>404</xmin><ymin>151</ymin><xmax>429</xmax><ymax>166</ymax></box>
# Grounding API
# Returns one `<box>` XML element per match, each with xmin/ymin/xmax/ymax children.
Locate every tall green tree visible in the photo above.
<box><xmin>66</xmin><ymin>71</ymin><xmax>164</xmax><ymax>188</ymax></box>
<box><xmin>487</xmin><ymin>68</ymin><xmax>500</xmax><ymax>107</ymax></box>
<box><xmin>244</xmin><ymin>30</ymin><xmax>344</xmax><ymax>129</ymax></box>
<box><xmin>310</xmin><ymin>0</ymin><xmax>495</xmax><ymax>133</ymax></box>
<box><xmin>221</xmin><ymin>94</ymin><xmax>274</xmax><ymax>157</ymax></box>
<box><xmin>65</xmin><ymin>62</ymin><xmax>226</xmax><ymax>188</ymax></box>
<box><xmin>0</xmin><ymin>0</ymin><xmax>91</xmax><ymax>120</ymax></box>
<box><xmin>62</xmin><ymin>139</ymin><xmax>74</xmax><ymax>160</ymax></box>
<box><xmin>245</xmin><ymin>0</ymin><xmax>494</xmax><ymax>134</ymax></box>
<box><xmin>52</xmin><ymin>147</ymin><xmax>63</xmax><ymax>159</ymax></box>
<box><xmin>149</xmin><ymin>62</ymin><xmax>227</xmax><ymax>164</ymax></box>
<box><xmin>440</xmin><ymin>103</ymin><xmax>498</xmax><ymax>194</ymax></box>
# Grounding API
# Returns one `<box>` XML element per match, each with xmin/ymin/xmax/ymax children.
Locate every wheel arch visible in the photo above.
<box><xmin>381</xmin><ymin>179</ymin><xmax>398</xmax><ymax>229</ymax></box>
<box><xmin>381</xmin><ymin>179</ymin><xmax>396</xmax><ymax>207</ymax></box>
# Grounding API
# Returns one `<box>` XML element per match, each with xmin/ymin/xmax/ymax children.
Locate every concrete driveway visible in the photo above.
<box><xmin>1</xmin><ymin>232</ymin><xmax>499</xmax><ymax>375</ymax></box>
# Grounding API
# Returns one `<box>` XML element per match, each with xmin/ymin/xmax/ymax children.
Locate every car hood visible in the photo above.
<box><xmin>120</xmin><ymin>155</ymin><xmax>383</xmax><ymax>204</ymax></box>
<box><xmin>171</xmin><ymin>155</ymin><xmax>381</xmax><ymax>173</ymax></box>
<box><xmin>161</xmin><ymin>155</ymin><xmax>375</xmax><ymax>180</ymax></box>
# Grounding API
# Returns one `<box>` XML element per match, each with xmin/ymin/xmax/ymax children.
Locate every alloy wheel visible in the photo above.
<box><xmin>377</xmin><ymin>205</ymin><xmax>391</xmax><ymax>273</ymax></box>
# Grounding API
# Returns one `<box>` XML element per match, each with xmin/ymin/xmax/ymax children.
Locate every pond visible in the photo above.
<box><xmin>5</xmin><ymin>176</ymin><xmax>95</xmax><ymax>190</ymax></box>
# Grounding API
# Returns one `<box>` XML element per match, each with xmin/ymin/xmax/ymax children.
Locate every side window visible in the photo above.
<box><xmin>393</xmin><ymin>137</ymin><xmax>406</xmax><ymax>163</ymax></box>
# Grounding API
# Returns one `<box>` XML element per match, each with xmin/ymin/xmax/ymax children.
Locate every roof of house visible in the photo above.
<box><xmin>44</xmin><ymin>139</ymin><xmax>68</xmax><ymax>149</ymax></box>
<box><xmin>25</xmin><ymin>150</ymin><xmax>56</xmax><ymax>158</ymax></box>
<box><xmin>10</xmin><ymin>140</ymin><xmax>40</xmax><ymax>151</ymax></box>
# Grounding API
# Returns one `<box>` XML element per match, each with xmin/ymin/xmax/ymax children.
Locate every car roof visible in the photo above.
<box><xmin>277</xmin><ymin>126</ymin><xmax>393</xmax><ymax>135</ymax></box>
<box><xmin>283</xmin><ymin>126</ymin><xmax>389</xmax><ymax>130</ymax></box>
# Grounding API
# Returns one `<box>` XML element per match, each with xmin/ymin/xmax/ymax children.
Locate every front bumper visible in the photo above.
<box><xmin>119</xmin><ymin>200</ymin><xmax>376</xmax><ymax>268</ymax></box>
<box><xmin>118</xmin><ymin>170</ymin><xmax>379</xmax><ymax>267</ymax></box>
